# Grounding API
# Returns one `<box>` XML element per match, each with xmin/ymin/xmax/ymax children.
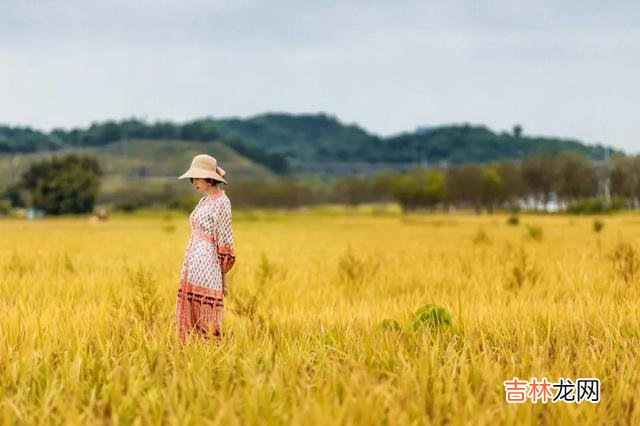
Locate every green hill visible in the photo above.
<box><xmin>381</xmin><ymin>125</ymin><xmax>611</xmax><ymax>165</ymax></box>
<box><xmin>215</xmin><ymin>113</ymin><xmax>615</xmax><ymax>165</ymax></box>
<box><xmin>0</xmin><ymin>120</ymin><xmax>289</xmax><ymax>174</ymax></box>
<box><xmin>214</xmin><ymin>113</ymin><xmax>380</xmax><ymax>162</ymax></box>
<box><xmin>87</xmin><ymin>139</ymin><xmax>272</xmax><ymax>179</ymax></box>
<box><xmin>0</xmin><ymin>113</ymin><xmax>620</xmax><ymax>179</ymax></box>
<box><xmin>0</xmin><ymin>139</ymin><xmax>276</xmax><ymax>207</ymax></box>
<box><xmin>0</xmin><ymin>139</ymin><xmax>273</xmax><ymax>182</ymax></box>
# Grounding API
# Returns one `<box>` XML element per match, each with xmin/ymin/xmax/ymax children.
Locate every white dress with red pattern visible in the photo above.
<box><xmin>175</xmin><ymin>189</ymin><xmax>236</xmax><ymax>344</ymax></box>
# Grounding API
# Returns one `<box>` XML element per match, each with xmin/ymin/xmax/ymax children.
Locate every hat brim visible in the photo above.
<box><xmin>178</xmin><ymin>166</ymin><xmax>228</xmax><ymax>184</ymax></box>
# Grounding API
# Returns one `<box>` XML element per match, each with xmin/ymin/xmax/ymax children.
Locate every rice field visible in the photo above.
<box><xmin>1</xmin><ymin>209</ymin><xmax>639</xmax><ymax>424</ymax></box>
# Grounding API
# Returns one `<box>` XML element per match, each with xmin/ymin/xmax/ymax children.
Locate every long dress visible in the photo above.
<box><xmin>175</xmin><ymin>189</ymin><xmax>236</xmax><ymax>344</ymax></box>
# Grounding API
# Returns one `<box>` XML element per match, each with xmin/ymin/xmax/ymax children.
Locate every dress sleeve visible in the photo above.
<box><xmin>216</xmin><ymin>197</ymin><xmax>236</xmax><ymax>273</ymax></box>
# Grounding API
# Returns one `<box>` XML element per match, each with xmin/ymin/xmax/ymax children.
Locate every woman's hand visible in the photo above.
<box><xmin>222</xmin><ymin>273</ymin><xmax>228</xmax><ymax>296</ymax></box>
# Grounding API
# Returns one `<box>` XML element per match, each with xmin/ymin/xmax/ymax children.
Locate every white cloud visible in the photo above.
<box><xmin>0</xmin><ymin>0</ymin><xmax>638</xmax><ymax>152</ymax></box>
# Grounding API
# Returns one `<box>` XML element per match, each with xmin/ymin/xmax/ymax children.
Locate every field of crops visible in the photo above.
<box><xmin>1</xmin><ymin>210</ymin><xmax>639</xmax><ymax>424</ymax></box>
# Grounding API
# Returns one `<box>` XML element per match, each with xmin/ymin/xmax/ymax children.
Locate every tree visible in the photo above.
<box><xmin>20</xmin><ymin>154</ymin><xmax>102</xmax><ymax>215</ymax></box>
<box><xmin>611</xmin><ymin>156</ymin><xmax>640</xmax><ymax>208</ymax></box>
<box><xmin>387</xmin><ymin>168</ymin><xmax>447</xmax><ymax>212</ymax></box>
<box><xmin>423</xmin><ymin>170</ymin><xmax>446</xmax><ymax>208</ymax></box>
<box><xmin>513</xmin><ymin>124</ymin><xmax>523</xmax><ymax>138</ymax></box>
<box><xmin>389</xmin><ymin>174</ymin><xmax>421</xmax><ymax>211</ymax></box>
<box><xmin>481</xmin><ymin>165</ymin><xmax>505</xmax><ymax>213</ymax></box>
<box><xmin>333</xmin><ymin>176</ymin><xmax>375</xmax><ymax>206</ymax></box>
<box><xmin>553</xmin><ymin>152</ymin><xmax>598</xmax><ymax>207</ymax></box>
<box><xmin>521</xmin><ymin>155</ymin><xmax>555</xmax><ymax>210</ymax></box>
<box><xmin>495</xmin><ymin>160</ymin><xmax>527</xmax><ymax>210</ymax></box>
<box><xmin>445</xmin><ymin>165</ymin><xmax>483</xmax><ymax>213</ymax></box>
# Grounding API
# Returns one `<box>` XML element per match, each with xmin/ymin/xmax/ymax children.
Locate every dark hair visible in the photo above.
<box><xmin>189</xmin><ymin>177</ymin><xmax>223</xmax><ymax>185</ymax></box>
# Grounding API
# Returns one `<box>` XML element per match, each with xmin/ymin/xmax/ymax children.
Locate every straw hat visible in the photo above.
<box><xmin>178</xmin><ymin>154</ymin><xmax>228</xmax><ymax>184</ymax></box>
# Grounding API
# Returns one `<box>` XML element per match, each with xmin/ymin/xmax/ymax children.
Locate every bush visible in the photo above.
<box><xmin>412</xmin><ymin>304</ymin><xmax>452</xmax><ymax>331</ymax></box>
<box><xmin>567</xmin><ymin>197</ymin><xmax>624</xmax><ymax>214</ymax></box>
<box><xmin>0</xmin><ymin>199</ymin><xmax>10</xmax><ymax>215</ymax></box>
<box><xmin>525</xmin><ymin>224</ymin><xmax>543</xmax><ymax>241</ymax></box>
<box><xmin>114</xmin><ymin>201</ymin><xmax>140</xmax><ymax>213</ymax></box>
<box><xmin>20</xmin><ymin>154</ymin><xmax>102</xmax><ymax>215</ymax></box>
<box><xmin>2</xmin><ymin>183</ymin><xmax>27</xmax><ymax>208</ymax></box>
<box><xmin>593</xmin><ymin>218</ymin><xmax>605</xmax><ymax>233</ymax></box>
<box><xmin>472</xmin><ymin>228</ymin><xmax>490</xmax><ymax>244</ymax></box>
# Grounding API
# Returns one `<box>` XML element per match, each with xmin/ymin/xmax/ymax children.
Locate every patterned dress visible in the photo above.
<box><xmin>175</xmin><ymin>189</ymin><xmax>236</xmax><ymax>344</ymax></box>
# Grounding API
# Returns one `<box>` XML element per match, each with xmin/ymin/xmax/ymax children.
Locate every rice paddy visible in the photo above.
<box><xmin>1</xmin><ymin>210</ymin><xmax>639</xmax><ymax>424</ymax></box>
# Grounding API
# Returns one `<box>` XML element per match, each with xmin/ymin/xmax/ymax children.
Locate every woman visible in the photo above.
<box><xmin>175</xmin><ymin>154</ymin><xmax>236</xmax><ymax>344</ymax></box>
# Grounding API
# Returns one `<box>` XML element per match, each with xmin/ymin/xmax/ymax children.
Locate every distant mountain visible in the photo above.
<box><xmin>215</xmin><ymin>113</ymin><xmax>616</xmax><ymax>166</ymax></box>
<box><xmin>0</xmin><ymin>113</ymin><xmax>620</xmax><ymax>178</ymax></box>
<box><xmin>214</xmin><ymin>113</ymin><xmax>380</xmax><ymax>162</ymax></box>
<box><xmin>381</xmin><ymin>125</ymin><xmax>613</xmax><ymax>165</ymax></box>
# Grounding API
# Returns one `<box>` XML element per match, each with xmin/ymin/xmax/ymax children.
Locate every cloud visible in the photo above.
<box><xmin>0</xmin><ymin>0</ymin><xmax>638</xmax><ymax>151</ymax></box>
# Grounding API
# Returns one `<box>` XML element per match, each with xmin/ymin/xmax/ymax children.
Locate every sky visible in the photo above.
<box><xmin>1</xmin><ymin>0</ymin><xmax>638</xmax><ymax>152</ymax></box>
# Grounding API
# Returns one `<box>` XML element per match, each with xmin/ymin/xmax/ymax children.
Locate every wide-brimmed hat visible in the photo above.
<box><xmin>178</xmin><ymin>154</ymin><xmax>228</xmax><ymax>184</ymax></box>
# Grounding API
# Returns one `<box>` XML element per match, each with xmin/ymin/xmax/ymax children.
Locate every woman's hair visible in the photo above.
<box><xmin>189</xmin><ymin>177</ymin><xmax>222</xmax><ymax>186</ymax></box>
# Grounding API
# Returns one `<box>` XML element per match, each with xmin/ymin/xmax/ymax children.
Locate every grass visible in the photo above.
<box><xmin>0</xmin><ymin>212</ymin><xmax>639</xmax><ymax>424</ymax></box>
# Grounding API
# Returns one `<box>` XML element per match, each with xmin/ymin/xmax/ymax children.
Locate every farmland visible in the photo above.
<box><xmin>1</xmin><ymin>210</ymin><xmax>639</xmax><ymax>424</ymax></box>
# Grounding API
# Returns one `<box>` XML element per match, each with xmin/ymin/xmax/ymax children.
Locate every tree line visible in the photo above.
<box><xmin>3</xmin><ymin>152</ymin><xmax>639</xmax><ymax>215</ymax></box>
<box><xmin>228</xmin><ymin>152</ymin><xmax>637</xmax><ymax>213</ymax></box>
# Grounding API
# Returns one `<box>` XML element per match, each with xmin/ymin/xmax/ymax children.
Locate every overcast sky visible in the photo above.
<box><xmin>1</xmin><ymin>0</ymin><xmax>638</xmax><ymax>152</ymax></box>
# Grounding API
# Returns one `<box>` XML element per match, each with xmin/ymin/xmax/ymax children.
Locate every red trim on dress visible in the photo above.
<box><xmin>176</xmin><ymin>280</ymin><xmax>224</xmax><ymax>344</ymax></box>
<box><xmin>217</xmin><ymin>246</ymin><xmax>236</xmax><ymax>273</ymax></box>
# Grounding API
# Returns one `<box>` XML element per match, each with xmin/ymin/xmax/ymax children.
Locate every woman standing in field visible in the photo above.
<box><xmin>175</xmin><ymin>154</ymin><xmax>236</xmax><ymax>344</ymax></box>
